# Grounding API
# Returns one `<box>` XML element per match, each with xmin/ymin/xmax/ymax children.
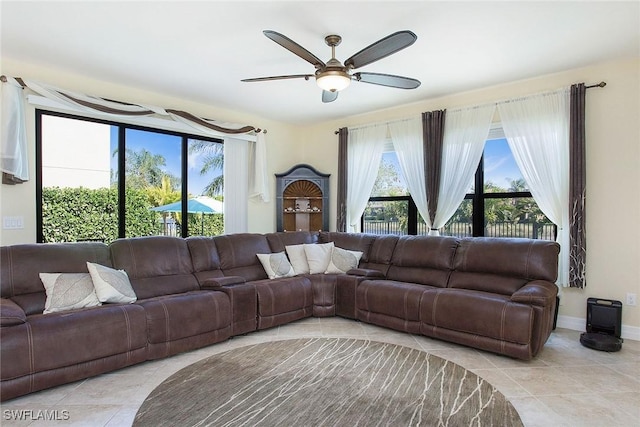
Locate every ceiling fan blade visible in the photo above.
<box><xmin>241</xmin><ymin>74</ymin><xmax>314</xmax><ymax>82</ymax></box>
<box><xmin>263</xmin><ymin>30</ymin><xmax>325</xmax><ymax>69</ymax></box>
<box><xmin>344</xmin><ymin>31</ymin><xmax>417</xmax><ymax>69</ymax></box>
<box><xmin>355</xmin><ymin>72</ymin><xmax>421</xmax><ymax>89</ymax></box>
<box><xmin>322</xmin><ymin>90</ymin><xmax>339</xmax><ymax>103</ymax></box>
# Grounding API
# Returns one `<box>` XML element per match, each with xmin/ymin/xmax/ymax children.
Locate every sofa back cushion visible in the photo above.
<box><xmin>265</xmin><ymin>231</ymin><xmax>316</xmax><ymax>253</ymax></box>
<box><xmin>318</xmin><ymin>232</ymin><xmax>376</xmax><ymax>263</ymax></box>
<box><xmin>386</xmin><ymin>236</ymin><xmax>459</xmax><ymax>288</ymax></box>
<box><xmin>0</xmin><ymin>242</ymin><xmax>111</xmax><ymax>315</ymax></box>
<box><xmin>110</xmin><ymin>236</ymin><xmax>199</xmax><ymax>299</ymax></box>
<box><xmin>186</xmin><ymin>237</ymin><xmax>225</xmax><ymax>285</ymax></box>
<box><xmin>213</xmin><ymin>233</ymin><xmax>271</xmax><ymax>281</ymax></box>
<box><xmin>449</xmin><ymin>237</ymin><xmax>560</xmax><ymax>295</ymax></box>
<box><xmin>359</xmin><ymin>234</ymin><xmax>399</xmax><ymax>275</ymax></box>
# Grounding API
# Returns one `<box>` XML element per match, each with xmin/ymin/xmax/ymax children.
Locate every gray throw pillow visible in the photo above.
<box><xmin>40</xmin><ymin>273</ymin><xmax>101</xmax><ymax>314</ymax></box>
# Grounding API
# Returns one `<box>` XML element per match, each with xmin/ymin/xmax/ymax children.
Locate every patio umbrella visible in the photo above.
<box><xmin>151</xmin><ymin>196</ymin><xmax>224</xmax><ymax>234</ymax></box>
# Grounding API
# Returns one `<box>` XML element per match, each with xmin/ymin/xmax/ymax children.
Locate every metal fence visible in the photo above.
<box><xmin>363</xmin><ymin>220</ymin><xmax>556</xmax><ymax>240</ymax></box>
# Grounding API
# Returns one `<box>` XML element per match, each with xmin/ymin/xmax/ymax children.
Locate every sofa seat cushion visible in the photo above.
<box><xmin>253</xmin><ymin>277</ymin><xmax>312</xmax><ymax>317</ymax></box>
<box><xmin>420</xmin><ymin>289</ymin><xmax>533</xmax><ymax>345</ymax></box>
<box><xmin>1</xmin><ymin>304</ymin><xmax>147</xmax><ymax>382</ymax></box>
<box><xmin>356</xmin><ymin>280</ymin><xmax>432</xmax><ymax>322</ymax></box>
<box><xmin>135</xmin><ymin>291</ymin><xmax>230</xmax><ymax>344</ymax></box>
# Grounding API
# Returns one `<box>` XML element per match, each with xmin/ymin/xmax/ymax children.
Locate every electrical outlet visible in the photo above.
<box><xmin>626</xmin><ymin>293</ymin><xmax>637</xmax><ymax>306</ymax></box>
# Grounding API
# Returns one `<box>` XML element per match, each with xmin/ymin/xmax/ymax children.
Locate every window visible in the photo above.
<box><xmin>361</xmin><ymin>130</ymin><xmax>555</xmax><ymax>240</ymax></box>
<box><xmin>37</xmin><ymin>110</ymin><xmax>224</xmax><ymax>243</ymax></box>
<box><xmin>362</xmin><ymin>151</ymin><xmax>425</xmax><ymax>235</ymax></box>
<box><xmin>441</xmin><ymin>136</ymin><xmax>555</xmax><ymax>240</ymax></box>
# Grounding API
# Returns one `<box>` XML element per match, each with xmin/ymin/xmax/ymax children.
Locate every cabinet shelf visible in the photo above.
<box><xmin>283</xmin><ymin>196</ymin><xmax>323</xmax><ymax>200</ymax></box>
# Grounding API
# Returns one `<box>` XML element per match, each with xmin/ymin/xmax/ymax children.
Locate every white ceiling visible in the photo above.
<box><xmin>2</xmin><ymin>1</ymin><xmax>639</xmax><ymax>125</ymax></box>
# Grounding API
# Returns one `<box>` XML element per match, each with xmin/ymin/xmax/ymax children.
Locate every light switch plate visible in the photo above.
<box><xmin>2</xmin><ymin>216</ymin><xmax>24</xmax><ymax>229</ymax></box>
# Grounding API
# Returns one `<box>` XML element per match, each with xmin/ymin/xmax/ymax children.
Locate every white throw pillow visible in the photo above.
<box><xmin>87</xmin><ymin>262</ymin><xmax>137</xmax><ymax>304</ymax></box>
<box><xmin>40</xmin><ymin>273</ymin><xmax>102</xmax><ymax>314</ymax></box>
<box><xmin>303</xmin><ymin>242</ymin><xmax>335</xmax><ymax>274</ymax></box>
<box><xmin>285</xmin><ymin>244</ymin><xmax>310</xmax><ymax>275</ymax></box>
<box><xmin>257</xmin><ymin>252</ymin><xmax>296</xmax><ymax>279</ymax></box>
<box><xmin>325</xmin><ymin>246</ymin><xmax>363</xmax><ymax>274</ymax></box>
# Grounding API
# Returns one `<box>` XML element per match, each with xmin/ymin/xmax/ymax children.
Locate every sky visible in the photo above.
<box><xmin>110</xmin><ymin>127</ymin><xmax>221</xmax><ymax>196</ymax></box>
<box><xmin>382</xmin><ymin>137</ymin><xmax>526</xmax><ymax>194</ymax></box>
<box><xmin>483</xmin><ymin>138</ymin><xmax>526</xmax><ymax>190</ymax></box>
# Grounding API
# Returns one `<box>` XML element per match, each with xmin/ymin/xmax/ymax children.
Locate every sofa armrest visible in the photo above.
<box><xmin>347</xmin><ymin>268</ymin><xmax>385</xmax><ymax>278</ymax></box>
<box><xmin>511</xmin><ymin>280</ymin><xmax>558</xmax><ymax>307</ymax></box>
<box><xmin>0</xmin><ymin>298</ymin><xmax>27</xmax><ymax>326</ymax></box>
<box><xmin>201</xmin><ymin>276</ymin><xmax>246</xmax><ymax>289</ymax></box>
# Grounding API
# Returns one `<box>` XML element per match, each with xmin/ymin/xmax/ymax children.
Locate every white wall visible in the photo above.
<box><xmin>300</xmin><ymin>58</ymin><xmax>640</xmax><ymax>338</ymax></box>
<box><xmin>1</xmin><ymin>56</ymin><xmax>638</xmax><ymax>338</ymax></box>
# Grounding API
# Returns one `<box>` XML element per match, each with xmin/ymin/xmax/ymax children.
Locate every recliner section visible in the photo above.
<box><xmin>0</xmin><ymin>231</ymin><xmax>559</xmax><ymax>401</ymax></box>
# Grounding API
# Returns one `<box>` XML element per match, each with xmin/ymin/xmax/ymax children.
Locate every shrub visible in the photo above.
<box><xmin>42</xmin><ymin>187</ymin><xmax>160</xmax><ymax>243</ymax></box>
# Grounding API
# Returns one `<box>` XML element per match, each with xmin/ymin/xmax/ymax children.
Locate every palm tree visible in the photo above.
<box><xmin>146</xmin><ymin>175</ymin><xmax>181</xmax><ymax>236</ymax></box>
<box><xmin>112</xmin><ymin>147</ymin><xmax>177</xmax><ymax>189</ymax></box>
<box><xmin>189</xmin><ymin>140</ymin><xmax>224</xmax><ymax>197</ymax></box>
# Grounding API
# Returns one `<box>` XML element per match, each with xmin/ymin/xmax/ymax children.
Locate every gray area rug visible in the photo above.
<box><xmin>134</xmin><ymin>338</ymin><xmax>523</xmax><ymax>426</ymax></box>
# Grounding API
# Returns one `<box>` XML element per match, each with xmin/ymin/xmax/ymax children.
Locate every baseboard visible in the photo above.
<box><xmin>556</xmin><ymin>315</ymin><xmax>640</xmax><ymax>341</ymax></box>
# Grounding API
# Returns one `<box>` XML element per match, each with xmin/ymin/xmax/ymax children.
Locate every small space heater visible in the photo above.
<box><xmin>579</xmin><ymin>297</ymin><xmax>623</xmax><ymax>352</ymax></box>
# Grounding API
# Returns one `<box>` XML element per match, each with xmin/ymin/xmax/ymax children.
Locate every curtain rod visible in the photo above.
<box><xmin>1</xmin><ymin>75</ymin><xmax>267</xmax><ymax>134</ymax></box>
<box><xmin>0</xmin><ymin>75</ymin><xmax>26</xmax><ymax>87</ymax></box>
<box><xmin>333</xmin><ymin>115</ymin><xmax>421</xmax><ymax>134</ymax></box>
<box><xmin>586</xmin><ymin>81</ymin><xmax>606</xmax><ymax>89</ymax></box>
<box><xmin>334</xmin><ymin>81</ymin><xmax>607</xmax><ymax>134</ymax></box>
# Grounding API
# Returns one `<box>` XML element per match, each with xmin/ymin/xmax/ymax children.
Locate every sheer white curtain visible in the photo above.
<box><xmin>249</xmin><ymin>132</ymin><xmax>270</xmax><ymax>202</ymax></box>
<box><xmin>431</xmin><ymin>104</ymin><xmax>496</xmax><ymax>235</ymax></box>
<box><xmin>498</xmin><ymin>88</ymin><xmax>570</xmax><ymax>286</ymax></box>
<box><xmin>223</xmin><ymin>138</ymin><xmax>249</xmax><ymax>234</ymax></box>
<box><xmin>1</xmin><ymin>77</ymin><xmax>29</xmax><ymax>181</ymax></box>
<box><xmin>388</xmin><ymin>117</ymin><xmax>431</xmax><ymax>228</ymax></box>
<box><xmin>347</xmin><ymin>124</ymin><xmax>386</xmax><ymax>232</ymax></box>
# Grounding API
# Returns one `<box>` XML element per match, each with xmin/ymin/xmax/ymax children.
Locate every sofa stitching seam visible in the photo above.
<box><xmin>27</xmin><ymin>322</ymin><xmax>34</xmax><ymax>392</ymax></box>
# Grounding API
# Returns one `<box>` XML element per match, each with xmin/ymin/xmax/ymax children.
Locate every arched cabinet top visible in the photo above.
<box><xmin>275</xmin><ymin>163</ymin><xmax>331</xmax><ymax>179</ymax></box>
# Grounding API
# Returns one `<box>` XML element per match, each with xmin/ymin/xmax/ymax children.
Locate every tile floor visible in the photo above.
<box><xmin>1</xmin><ymin>317</ymin><xmax>638</xmax><ymax>426</ymax></box>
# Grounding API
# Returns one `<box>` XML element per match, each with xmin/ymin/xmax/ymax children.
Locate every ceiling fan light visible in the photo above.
<box><xmin>316</xmin><ymin>70</ymin><xmax>351</xmax><ymax>92</ymax></box>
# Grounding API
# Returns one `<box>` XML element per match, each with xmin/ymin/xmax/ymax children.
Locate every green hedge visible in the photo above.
<box><xmin>42</xmin><ymin>187</ymin><xmax>160</xmax><ymax>243</ymax></box>
<box><xmin>42</xmin><ymin>187</ymin><xmax>225</xmax><ymax>243</ymax></box>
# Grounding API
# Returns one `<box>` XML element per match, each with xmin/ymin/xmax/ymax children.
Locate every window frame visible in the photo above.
<box><xmin>360</xmin><ymin>128</ymin><xmax>557</xmax><ymax>240</ymax></box>
<box><xmin>35</xmin><ymin>109</ymin><xmax>224</xmax><ymax>242</ymax></box>
<box><xmin>362</xmin><ymin>195</ymin><xmax>418</xmax><ymax>235</ymax></box>
<box><xmin>465</xmin><ymin>152</ymin><xmax>557</xmax><ymax>239</ymax></box>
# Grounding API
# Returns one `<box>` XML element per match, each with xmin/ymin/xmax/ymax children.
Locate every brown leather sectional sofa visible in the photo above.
<box><xmin>0</xmin><ymin>231</ymin><xmax>559</xmax><ymax>401</ymax></box>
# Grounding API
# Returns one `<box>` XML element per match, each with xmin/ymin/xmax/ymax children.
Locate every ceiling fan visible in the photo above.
<box><xmin>241</xmin><ymin>30</ymin><xmax>421</xmax><ymax>103</ymax></box>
